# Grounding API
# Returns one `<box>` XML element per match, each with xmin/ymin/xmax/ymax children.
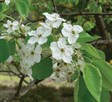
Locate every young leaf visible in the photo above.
<box><xmin>77</xmin><ymin>32</ymin><xmax>100</xmax><ymax>43</ymax></box>
<box><xmin>93</xmin><ymin>60</ymin><xmax>112</xmax><ymax>91</ymax></box>
<box><xmin>78</xmin><ymin>77</ymin><xmax>97</xmax><ymax>102</ymax></box>
<box><xmin>96</xmin><ymin>49</ymin><xmax>105</xmax><ymax>60</ymax></box>
<box><xmin>100</xmin><ymin>89</ymin><xmax>110</xmax><ymax>102</ymax></box>
<box><xmin>32</xmin><ymin>57</ymin><xmax>53</xmax><ymax>80</ymax></box>
<box><xmin>8</xmin><ymin>39</ymin><xmax>16</xmax><ymax>55</ymax></box>
<box><xmin>83</xmin><ymin>63</ymin><xmax>102</xmax><ymax>102</ymax></box>
<box><xmin>0</xmin><ymin>39</ymin><xmax>10</xmax><ymax>62</ymax></box>
<box><xmin>15</xmin><ymin>0</ymin><xmax>30</xmax><ymax>17</ymax></box>
<box><xmin>81</xmin><ymin>43</ymin><xmax>101</xmax><ymax>59</ymax></box>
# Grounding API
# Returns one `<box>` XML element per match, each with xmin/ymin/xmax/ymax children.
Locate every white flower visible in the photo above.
<box><xmin>20</xmin><ymin>24</ymin><xmax>30</xmax><ymax>36</ymax></box>
<box><xmin>18</xmin><ymin>43</ymin><xmax>42</xmax><ymax>78</ymax></box>
<box><xmin>28</xmin><ymin>26</ymin><xmax>51</xmax><ymax>45</ymax></box>
<box><xmin>5</xmin><ymin>0</ymin><xmax>10</xmax><ymax>5</ymax></box>
<box><xmin>43</xmin><ymin>12</ymin><xmax>65</xmax><ymax>28</ymax></box>
<box><xmin>61</xmin><ymin>23</ymin><xmax>83</xmax><ymax>44</ymax></box>
<box><xmin>4</xmin><ymin>20</ymin><xmax>19</xmax><ymax>34</ymax></box>
<box><xmin>0</xmin><ymin>36</ymin><xmax>5</xmax><ymax>39</ymax></box>
<box><xmin>50</xmin><ymin>37</ymin><xmax>74</xmax><ymax>63</ymax></box>
<box><xmin>19</xmin><ymin>43</ymin><xmax>42</xmax><ymax>66</ymax></box>
<box><xmin>50</xmin><ymin>62</ymin><xmax>75</xmax><ymax>82</ymax></box>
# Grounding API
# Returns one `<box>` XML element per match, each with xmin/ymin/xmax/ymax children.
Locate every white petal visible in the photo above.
<box><xmin>52</xmin><ymin>20</ymin><xmax>62</xmax><ymax>28</ymax></box>
<box><xmin>63</xmin><ymin>23</ymin><xmax>72</xmax><ymax>31</ymax></box>
<box><xmin>32</xmin><ymin>54</ymin><xmax>41</xmax><ymax>63</ymax></box>
<box><xmin>5</xmin><ymin>0</ymin><xmax>10</xmax><ymax>5</ymax></box>
<box><xmin>43</xmin><ymin>28</ymin><xmax>51</xmax><ymax>37</ymax></box>
<box><xmin>40</xmin><ymin>22</ymin><xmax>51</xmax><ymax>29</ymax></box>
<box><xmin>28</xmin><ymin>30</ymin><xmax>36</xmax><ymax>36</ymax></box>
<box><xmin>7</xmin><ymin>28</ymin><xmax>13</xmax><ymax>33</ymax></box>
<box><xmin>65</xmin><ymin>45</ymin><xmax>74</xmax><ymax>55</ymax></box>
<box><xmin>36</xmin><ymin>26</ymin><xmax>44</xmax><ymax>34</ymax></box>
<box><xmin>38</xmin><ymin>37</ymin><xmax>47</xmax><ymax>45</ymax></box>
<box><xmin>28</xmin><ymin>37</ymin><xmax>38</xmax><ymax>44</ymax></box>
<box><xmin>7</xmin><ymin>20</ymin><xmax>12</xmax><ymax>25</ymax></box>
<box><xmin>68</xmin><ymin>34</ymin><xmax>79</xmax><ymax>44</ymax></box>
<box><xmin>62</xmin><ymin>54</ymin><xmax>72</xmax><ymax>63</ymax></box>
<box><xmin>52</xmin><ymin>51</ymin><xmax>62</xmax><ymax>60</ymax></box>
<box><xmin>13</xmin><ymin>21</ymin><xmax>19</xmax><ymax>26</ymax></box>
<box><xmin>4</xmin><ymin>24</ymin><xmax>9</xmax><ymax>28</ymax></box>
<box><xmin>50</xmin><ymin>42</ymin><xmax>58</xmax><ymax>51</ymax></box>
<box><xmin>57</xmin><ymin>37</ymin><xmax>66</xmax><ymax>48</ymax></box>
<box><xmin>61</xmin><ymin>28</ymin><xmax>71</xmax><ymax>37</ymax></box>
<box><xmin>43</xmin><ymin>12</ymin><xmax>55</xmax><ymax>21</ymax></box>
<box><xmin>35</xmin><ymin>45</ymin><xmax>42</xmax><ymax>54</ymax></box>
<box><xmin>73</xmin><ymin>25</ymin><xmax>83</xmax><ymax>33</ymax></box>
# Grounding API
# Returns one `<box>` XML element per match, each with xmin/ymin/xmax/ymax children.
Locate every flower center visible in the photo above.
<box><xmin>31</xmin><ymin>51</ymin><xmax>34</xmax><ymax>55</ymax></box>
<box><xmin>72</xmin><ymin>30</ymin><xmax>76</xmax><ymax>35</ymax></box>
<box><xmin>60</xmin><ymin>48</ymin><xmax>65</xmax><ymax>53</ymax></box>
<box><xmin>38</xmin><ymin>34</ymin><xmax>42</xmax><ymax>38</ymax></box>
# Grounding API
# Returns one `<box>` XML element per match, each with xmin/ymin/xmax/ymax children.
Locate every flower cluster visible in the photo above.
<box><xmin>2</xmin><ymin>12</ymin><xmax>85</xmax><ymax>82</ymax></box>
<box><xmin>18</xmin><ymin>43</ymin><xmax>42</xmax><ymax>78</ymax></box>
<box><xmin>4</xmin><ymin>20</ymin><xmax>19</xmax><ymax>34</ymax></box>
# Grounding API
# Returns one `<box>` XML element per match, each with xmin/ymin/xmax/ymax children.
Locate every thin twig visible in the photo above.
<box><xmin>0</xmin><ymin>70</ymin><xmax>28</xmax><ymax>84</ymax></box>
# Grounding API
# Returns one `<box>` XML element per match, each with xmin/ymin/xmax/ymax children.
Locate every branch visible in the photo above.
<box><xmin>14</xmin><ymin>75</ymin><xmax>25</xmax><ymax>98</ymax></box>
<box><xmin>95</xmin><ymin>15</ymin><xmax>108</xmax><ymax>39</ymax></box>
<box><xmin>92</xmin><ymin>39</ymin><xmax>112</xmax><ymax>45</ymax></box>
<box><xmin>60</xmin><ymin>12</ymin><xmax>112</xmax><ymax>16</ymax></box>
<box><xmin>19</xmin><ymin>79</ymin><xmax>43</xmax><ymax>97</ymax></box>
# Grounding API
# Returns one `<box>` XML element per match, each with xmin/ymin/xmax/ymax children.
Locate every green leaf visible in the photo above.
<box><xmin>77</xmin><ymin>32</ymin><xmax>100</xmax><ymax>43</ymax></box>
<box><xmin>101</xmin><ymin>89</ymin><xmax>110</xmax><ymax>102</ymax></box>
<box><xmin>0</xmin><ymin>13</ymin><xmax>6</xmax><ymax>21</ymax></box>
<box><xmin>74</xmin><ymin>0</ymin><xmax>79</xmax><ymax>5</ymax></box>
<box><xmin>15</xmin><ymin>0</ymin><xmax>30</xmax><ymax>17</ymax></box>
<box><xmin>83</xmin><ymin>63</ymin><xmax>102</xmax><ymax>102</ymax></box>
<box><xmin>8</xmin><ymin>39</ymin><xmax>16</xmax><ymax>55</ymax></box>
<box><xmin>0</xmin><ymin>39</ymin><xmax>10</xmax><ymax>62</ymax></box>
<box><xmin>87</xmin><ymin>1</ymin><xmax>102</xmax><ymax>12</ymax></box>
<box><xmin>81</xmin><ymin>43</ymin><xmax>101</xmax><ymax>59</ymax></box>
<box><xmin>78</xmin><ymin>76</ymin><xmax>97</xmax><ymax>102</ymax></box>
<box><xmin>97</xmin><ymin>49</ymin><xmax>105</xmax><ymax>60</ymax></box>
<box><xmin>83</xmin><ymin>21</ymin><xmax>95</xmax><ymax>31</ymax></box>
<box><xmin>32</xmin><ymin>57</ymin><xmax>53</xmax><ymax>80</ymax></box>
<box><xmin>72</xmin><ymin>70</ymin><xmax>79</xmax><ymax>81</ymax></box>
<box><xmin>83</xmin><ymin>56</ymin><xmax>92</xmax><ymax>63</ymax></box>
<box><xmin>93</xmin><ymin>60</ymin><xmax>112</xmax><ymax>91</ymax></box>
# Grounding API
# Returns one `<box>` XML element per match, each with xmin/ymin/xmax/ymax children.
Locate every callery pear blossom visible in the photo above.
<box><xmin>61</xmin><ymin>23</ymin><xmax>83</xmax><ymax>44</ymax></box>
<box><xmin>20</xmin><ymin>24</ymin><xmax>30</xmax><ymax>36</ymax></box>
<box><xmin>5</xmin><ymin>0</ymin><xmax>10</xmax><ymax>5</ymax></box>
<box><xmin>50</xmin><ymin>62</ymin><xmax>75</xmax><ymax>82</ymax></box>
<box><xmin>28</xmin><ymin>26</ymin><xmax>51</xmax><ymax>45</ymax></box>
<box><xmin>4</xmin><ymin>20</ymin><xmax>19</xmax><ymax>34</ymax></box>
<box><xmin>18</xmin><ymin>43</ymin><xmax>42</xmax><ymax>77</ymax></box>
<box><xmin>50</xmin><ymin>37</ymin><xmax>74</xmax><ymax>63</ymax></box>
<box><xmin>42</xmin><ymin>12</ymin><xmax>65</xmax><ymax>28</ymax></box>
